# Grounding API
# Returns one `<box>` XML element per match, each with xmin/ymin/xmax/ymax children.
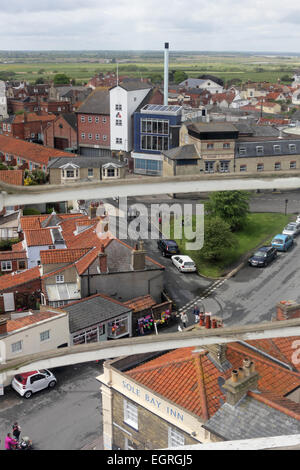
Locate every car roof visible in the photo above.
<box><xmin>273</xmin><ymin>234</ymin><xmax>287</xmax><ymax>239</ymax></box>
<box><xmin>257</xmin><ymin>246</ymin><xmax>272</xmax><ymax>252</ymax></box>
<box><xmin>164</xmin><ymin>239</ymin><xmax>177</xmax><ymax>244</ymax></box>
<box><xmin>176</xmin><ymin>255</ymin><xmax>194</xmax><ymax>261</ymax></box>
<box><xmin>16</xmin><ymin>370</ymin><xmax>39</xmax><ymax>378</ymax></box>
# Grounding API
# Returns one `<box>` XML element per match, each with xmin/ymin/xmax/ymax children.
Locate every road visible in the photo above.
<box><xmin>0</xmin><ymin>362</ymin><xmax>103</xmax><ymax>450</ymax></box>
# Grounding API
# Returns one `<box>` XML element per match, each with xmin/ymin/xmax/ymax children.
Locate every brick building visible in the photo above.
<box><xmin>76</xmin><ymin>89</ymin><xmax>111</xmax><ymax>157</ymax></box>
<box><xmin>0</xmin><ymin>251</ymin><xmax>27</xmax><ymax>274</ymax></box>
<box><xmin>43</xmin><ymin>114</ymin><xmax>77</xmax><ymax>151</ymax></box>
<box><xmin>0</xmin><ymin>112</ymin><xmax>56</xmax><ymax>143</ymax></box>
<box><xmin>0</xmin><ymin>266</ymin><xmax>41</xmax><ymax>312</ymax></box>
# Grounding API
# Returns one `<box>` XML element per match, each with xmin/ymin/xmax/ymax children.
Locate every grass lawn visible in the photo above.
<box><xmin>164</xmin><ymin>212</ymin><xmax>291</xmax><ymax>278</ymax></box>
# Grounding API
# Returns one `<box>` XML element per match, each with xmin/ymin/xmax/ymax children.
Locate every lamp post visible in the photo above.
<box><xmin>285</xmin><ymin>198</ymin><xmax>289</xmax><ymax>215</ymax></box>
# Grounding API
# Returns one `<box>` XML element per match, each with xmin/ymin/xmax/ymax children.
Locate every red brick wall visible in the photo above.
<box><xmin>40</xmin><ymin>101</ymin><xmax>71</xmax><ymax>114</ymax></box>
<box><xmin>77</xmin><ymin>113</ymin><xmax>110</xmax><ymax>148</ymax></box>
<box><xmin>0</xmin><ymin>277</ymin><xmax>41</xmax><ymax>313</ymax></box>
<box><xmin>0</xmin><ymin>259</ymin><xmax>27</xmax><ymax>275</ymax></box>
<box><xmin>44</xmin><ymin>116</ymin><xmax>77</xmax><ymax>149</ymax></box>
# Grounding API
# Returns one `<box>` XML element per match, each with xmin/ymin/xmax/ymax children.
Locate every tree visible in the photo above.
<box><xmin>35</xmin><ymin>77</ymin><xmax>45</xmax><ymax>84</ymax></box>
<box><xmin>207</xmin><ymin>190</ymin><xmax>250</xmax><ymax>231</ymax></box>
<box><xmin>173</xmin><ymin>70</ymin><xmax>188</xmax><ymax>84</ymax></box>
<box><xmin>53</xmin><ymin>73</ymin><xmax>70</xmax><ymax>85</ymax></box>
<box><xmin>201</xmin><ymin>216</ymin><xmax>236</xmax><ymax>261</ymax></box>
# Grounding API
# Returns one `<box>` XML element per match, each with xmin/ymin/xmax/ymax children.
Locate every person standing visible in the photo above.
<box><xmin>12</xmin><ymin>422</ymin><xmax>21</xmax><ymax>441</ymax></box>
<box><xmin>180</xmin><ymin>312</ymin><xmax>188</xmax><ymax>329</ymax></box>
<box><xmin>5</xmin><ymin>433</ymin><xmax>17</xmax><ymax>450</ymax></box>
<box><xmin>193</xmin><ymin>304</ymin><xmax>200</xmax><ymax>323</ymax></box>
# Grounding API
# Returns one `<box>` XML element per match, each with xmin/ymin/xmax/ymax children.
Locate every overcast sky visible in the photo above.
<box><xmin>1</xmin><ymin>0</ymin><xmax>300</xmax><ymax>52</ymax></box>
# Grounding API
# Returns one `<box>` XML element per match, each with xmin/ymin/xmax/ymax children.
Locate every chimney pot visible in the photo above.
<box><xmin>205</xmin><ymin>312</ymin><xmax>211</xmax><ymax>329</ymax></box>
<box><xmin>231</xmin><ymin>370</ymin><xmax>239</xmax><ymax>383</ymax></box>
<box><xmin>238</xmin><ymin>367</ymin><xmax>245</xmax><ymax>379</ymax></box>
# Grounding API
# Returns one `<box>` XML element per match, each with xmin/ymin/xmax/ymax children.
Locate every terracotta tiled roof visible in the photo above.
<box><xmin>0</xmin><ymin>266</ymin><xmax>40</xmax><ymax>291</ymax></box>
<box><xmin>0</xmin><ymin>135</ymin><xmax>75</xmax><ymax>166</ymax></box>
<box><xmin>126</xmin><ymin>341</ymin><xmax>300</xmax><ymax>421</ymax></box>
<box><xmin>12</xmin><ymin>241</ymin><xmax>24</xmax><ymax>252</ymax></box>
<box><xmin>24</xmin><ymin>229</ymin><xmax>53</xmax><ymax>247</ymax></box>
<box><xmin>40</xmin><ymin>248</ymin><xmax>90</xmax><ymax>265</ymax></box>
<box><xmin>13</xmin><ymin>113</ymin><xmax>56</xmax><ymax>124</ymax></box>
<box><xmin>123</xmin><ymin>295</ymin><xmax>156</xmax><ymax>312</ymax></box>
<box><xmin>20</xmin><ymin>213</ymin><xmax>79</xmax><ymax>231</ymax></box>
<box><xmin>0</xmin><ymin>250</ymin><xmax>26</xmax><ymax>260</ymax></box>
<box><xmin>6</xmin><ymin>310</ymin><xmax>63</xmax><ymax>332</ymax></box>
<box><xmin>0</xmin><ymin>170</ymin><xmax>23</xmax><ymax>186</ymax></box>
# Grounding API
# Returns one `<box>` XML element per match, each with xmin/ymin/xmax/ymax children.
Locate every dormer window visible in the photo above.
<box><xmin>289</xmin><ymin>144</ymin><xmax>296</xmax><ymax>153</ymax></box>
<box><xmin>256</xmin><ymin>146</ymin><xmax>264</xmax><ymax>156</ymax></box>
<box><xmin>239</xmin><ymin>147</ymin><xmax>246</xmax><ymax>155</ymax></box>
<box><xmin>273</xmin><ymin>145</ymin><xmax>281</xmax><ymax>154</ymax></box>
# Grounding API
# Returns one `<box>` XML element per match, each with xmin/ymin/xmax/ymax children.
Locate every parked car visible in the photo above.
<box><xmin>157</xmin><ymin>239</ymin><xmax>179</xmax><ymax>257</ymax></box>
<box><xmin>271</xmin><ymin>234</ymin><xmax>294</xmax><ymax>252</ymax></box>
<box><xmin>248</xmin><ymin>246</ymin><xmax>277</xmax><ymax>267</ymax></box>
<box><xmin>282</xmin><ymin>222</ymin><xmax>300</xmax><ymax>238</ymax></box>
<box><xmin>171</xmin><ymin>255</ymin><xmax>197</xmax><ymax>272</ymax></box>
<box><xmin>11</xmin><ymin>369</ymin><xmax>57</xmax><ymax>398</ymax></box>
<box><xmin>296</xmin><ymin>214</ymin><xmax>300</xmax><ymax>224</ymax></box>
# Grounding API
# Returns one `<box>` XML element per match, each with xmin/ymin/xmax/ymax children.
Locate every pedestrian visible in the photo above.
<box><xmin>193</xmin><ymin>304</ymin><xmax>200</xmax><ymax>323</ymax></box>
<box><xmin>12</xmin><ymin>422</ymin><xmax>21</xmax><ymax>441</ymax></box>
<box><xmin>180</xmin><ymin>312</ymin><xmax>188</xmax><ymax>328</ymax></box>
<box><xmin>5</xmin><ymin>433</ymin><xmax>17</xmax><ymax>450</ymax></box>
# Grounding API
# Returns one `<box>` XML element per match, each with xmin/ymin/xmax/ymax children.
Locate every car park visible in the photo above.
<box><xmin>157</xmin><ymin>239</ymin><xmax>179</xmax><ymax>257</ymax></box>
<box><xmin>271</xmin><ymin>234</ymin><xmax>294</xmax><ymax>252</ymax></box>
<box><xmin>282</xmin><ymin>222</ymin><xmax>300</xmax><ymax>238</ymax></box>
<box><xmin>171</xmin><ymin>255</ymin><xmax>197</xmax><ymax>272</ymax></box>
<box><xmin>248</xmin><ymin>246</ymin><xmax>277</xmax><ymax>267</ymax></box>
<box><xmin>11</xmin><ymin>369</ymin><xmax>57</xmax><ymax>398</ymax></box>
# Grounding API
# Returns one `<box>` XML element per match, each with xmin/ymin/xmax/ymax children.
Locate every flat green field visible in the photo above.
<box><xmin>165</xmin><ymin>212</ymin><xmax>291</xmax><ymax>278</ymax></box>
<box><xmin>1</xmin><ymin>52</ymin><xmax>300</xmax><ymax>84</ymax></box>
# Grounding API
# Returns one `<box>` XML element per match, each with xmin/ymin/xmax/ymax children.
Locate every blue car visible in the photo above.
<box><xmin>271</xmin><ymin>234</ymin><xmax>294</xmax><ymax>252</ymax></box>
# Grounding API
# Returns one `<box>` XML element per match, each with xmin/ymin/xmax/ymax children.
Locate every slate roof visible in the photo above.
<box><xmin>234</xmin><ymin>123</ymin><xmax>280</xmax><ymax>137</ymax></box>
<box><xmin>203</xmin><ymin>394</ymin><xmax>300</xmax><ymax>440</ymax></box>
<box><xmin>163</xmin><ymin>144</ymin><xmax>199</xmax><ymax>161</ymax></box>
<box><xmin>117</xmin><ymin>80</ymin><xmax>152</xmax><ymax>92</ymax></box>
<box><xmin>77</xmin><ymin>89</ymin><xmax>110</xmax><ymax>115</ymax></box>
<box><xmin>40</xmin><ymin>212</ymin><xmax>64</xmax><ymax>228</ymax></box>
<box><xmin>63</xmin><ymin>293</ymin><xmax>132</xmax><ymax>333</ymax></box>
<box><xmin>61</xmin><ymin>113</ymin><xmax>77</xmax><ymax>130</ymax></box>
<box><xmin>47</xmin><ymin>156</ymin><xmax>124</xmax><ymax>169</ymax></box>
<box><xmin>187</xmin><ymin>121</ymin><xmax>238</xmax><ymax>134</ymax></box>
<box><xmin>236</xmin><ymin>136</ymin><xmax>300</xmax><ymax>158</ymax></box>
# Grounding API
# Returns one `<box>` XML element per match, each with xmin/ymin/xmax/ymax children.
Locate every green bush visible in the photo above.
<box><xmin>23</xmin><ymin>207</ymin><xmax>41</xmax><ymax>215</ymax></box>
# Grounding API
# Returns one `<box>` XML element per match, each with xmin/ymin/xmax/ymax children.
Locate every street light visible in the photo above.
<box><xmin>285</xmin><ymin>198</ymin><xmax>289</xmax><ymax>215</ymax></box>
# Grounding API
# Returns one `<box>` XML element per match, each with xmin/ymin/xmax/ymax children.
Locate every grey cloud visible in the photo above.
<box><xmin>0</xmin><ymin>0</ymin><xmax>101</xmax><ymax>13</ymax></box>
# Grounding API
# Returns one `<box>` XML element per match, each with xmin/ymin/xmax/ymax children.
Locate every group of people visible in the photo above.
<box><xmin>4</xmin><ymin>423</ymin><xmax>21</xmax><ymax>450</ymax></box>
<box><xmin>179</xmin><ymin>304</ymin><xmax>202</xmax><ymax>329</ymax></box>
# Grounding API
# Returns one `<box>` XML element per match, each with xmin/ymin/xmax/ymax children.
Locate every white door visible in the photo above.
<box><xmin>3</xmin><ymin>293</ymin><xmax>15</xmax><ymax>312</ymax></box>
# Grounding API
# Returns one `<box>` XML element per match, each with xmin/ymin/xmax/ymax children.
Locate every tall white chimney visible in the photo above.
<box><xmin>164</xmin><ymin>42</ymin><xmax>169</xmax><ymax>106</ymax></box>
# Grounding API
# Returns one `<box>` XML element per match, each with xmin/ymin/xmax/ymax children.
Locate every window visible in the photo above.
<box><xmin>219</xmin><ymin>161</ymin><xmax>230</xmax><ymax>172</ymax></box>
<box><xmin>80</xmin><ymin>116</ymin><xmax>85</xmax><ymax>122</ymax></box>
<box><xmin>88</xmin><ymin>116</ymin><xmax>92</xmax><ymax>123</ymax></box>
<box><xmin>223</xmin><ymin>143</ymin><xmax>230</xmax><ymax>149</ymax></box>
<box><xmin>256</xmin><ymin>146</ymin><xmax>264</xmax><ymax>156</ymax></box>
<box><xmin>102</xmin><ymin>117</ymin><xmax>107</xmax><ymax>123</ymax></box>
<box><xmin>240</xmin><ymin>164</ymin><xmax>247</xmax><ymax>172</ymax></box>
<box><xmin>168</xmin><ymin>426</ymin><xmax>185</xmax><ymax>447</ymax></box>
<box><xmin>107</xmin><ymin>168</ymin><xmax>115</xmax><ymax>177</ymax></box>
<box><xmin>95</xmin><ymin>116</ymin><xmax>99</xmax><ymax>123</ymax></box>
<box><xmin>81</xmin><ymin>133</ymin><xmax>85</xmax><ymax>139</ymax></box>
<box><xmin>207</xmin><ymin>143</ymin><xmax>214</xmax><ymax>149</ymax></box>
<box><xmin>116</xmin><ymin>138</ymin><xmax>122</xmax><ymax>144</ymax></box>
<box><xmin>31</xmin><ymin>133</ymin><xmax>35</xmax><ymax>138</ymax></box>
<box><xmin>289</xmin><ymin>144</ymin><xmax>296</xmax><ymax>153</ymax></box>
<box><xmin>88</xmin><ymin>133</ymin><xmax>92</xmax><ymax>140</ymax></box>
<box><xmin>66</xmin><ymin>170</ymin><xmax>75</xmax><ymax>178</ymax></box>
<box><xmin>18</xmin><ymin>260</ymin><xmax>26</xmax><ymax>270</ymax></box>
<box><xmin>3</xmin><ymin>124</ymin><xmax>6</xmax><ymax>131</ymax></box>
<box><xmin>273</xmin><ymin>145</ymin><xmax>281</xmax><ymax>154</ymax></box>
<box><xmin>108</xmin><ymin>315</ymin><xmax>129</xmax><ymax>338</ymax></box>
<box><xmin>116</xmin><ymin>119</ymin><xmax>122</xmax><ymax>126</ymax></box>
<box><xmin>290</xmin><ymin>161</ymin><xmax>296</xmax><ymax>169</ymax></box>
<box><xmin>116</xmin><ymin>104</ymin><xmax>122</xmax><ymax>110</ymax></box>
<box><xmin>56</xmin><ymin>275</ymin><xmax>64</xmax><ymax>283</ymax></box>
<box><xmin>7</xmin><ymin>125</ymin><xmax>11</xmax><ymax>132</ymax></box>
<box><xmin>11</xmin><ymin>341</ymin><xmax>22</xmax><ymax>354</ymax></box>
<box><xmin>48</xmin><ymin>245</ymin><xmax>55</xmax><ymax>249</ymax></box>
<box><xmin>274</xmin><ymin>162</ymin><xmax>281</xmax><ymax>171</ymax></box>
<box><xmin>40</xmin><ymin>330</ymin><xmax>50</xmax><ymax>342</ymax></box>
<box><xmin>1</xmin><ymin>261</ymin><xmax>12</xmax><ymax>271</ymax></box>
<box><xmin>88</xmin><ymin>168</ymin><xmax>93</xmax><ymax>177</ymax></box>
<box><xmin>103</xmin><ymin>135</ymin><xmax>107</xmax><ymax>141</ymax></box>
<box><xmin>140</xmin><ymin>119</ymin><xmax>169</xmax><ymax>135</ymax></box>
<box><xmin>58</xmin><ymin>107</ymin><xmax>61</xmax><ymax>112</ymax></box>
<box><xmin>72</xmin><ymin>325</ymin><xmax>104</xmax><ymax>345</ymax></box>
<box><xmin>205</xmin><ymin>161</ymin><xmax>214</xmax><ymax>173</ymax></box>
<box><xmin>257</xmin><ymin>163</ymin><xmax>264</xmax><ymax>172</ymax></box>
<box><xmin>124</xmin><ymin>400</ymin><xmax>138</xmax><ymax>430</ymax></box>
<box><xmin>95</xmin><ymin>134</ymin><xmax>100</xmax><ymax>140</ymax></box>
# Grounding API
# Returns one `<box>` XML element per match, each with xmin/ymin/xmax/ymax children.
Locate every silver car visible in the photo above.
<box><xmin>11</xmin><ymin>369</ymin><xmax>57</xmax><ymax>398</ymax></box>
<box><xmin>282</xmin><ymin>222</ymin><xmax>300</xmax><ymax>238</ymax></box>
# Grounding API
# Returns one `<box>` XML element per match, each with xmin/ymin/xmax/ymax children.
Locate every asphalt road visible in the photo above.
<box><xmin>0</xmin><ymin>362</ymin><xmax>103</xmax><ymax>450</ymax></box>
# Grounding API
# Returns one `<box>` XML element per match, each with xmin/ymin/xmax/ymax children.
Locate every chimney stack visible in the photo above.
<box><xmin>131</xmin><ymin>240</ymin><xmax>146</xmax><ymax>271</ymax></box>
<box><xmin>205</xmin><ymin>343</ymin><xmax>230</xmax><ymax>371</ymax></box>
<box><xmin>164</xmin><ymin>42</ymin><xmax>169</xmax><ymax>106</ymax></box>
<box><xmin>89</xmin><ymin>202</ymin><xmax>98</xmax><ymax>219</ymax></box>
<box><xmin>0</xmin><ymin>319</ymin><xmax>7</xmax><ymax>335</ymax></box>
<box><xmin>98</xmin><ymin>247</ymin><xmax>108</xmax><ymax>273</ymax></box>
<box><xmin>276</xmin><ymin>300</ymin><xmax>300</xmax><ymax>321</ymax></box>
<box><xmin>223</xmin><ymin>361</ymin><xmax>259</xmax><ymax>406</ymax></box>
